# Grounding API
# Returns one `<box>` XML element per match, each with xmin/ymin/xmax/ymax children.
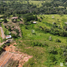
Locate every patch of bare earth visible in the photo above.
<box><xmin>0</xmin><ymin>43</ymin><xmax>32</xmax><ymax>67</ymax></box>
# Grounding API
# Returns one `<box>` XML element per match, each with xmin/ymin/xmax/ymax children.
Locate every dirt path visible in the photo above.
<box><xmin>0</xmin><ymin>27</ymin><xmax>5</xmax><ymax>39</ymax></box>
<box><xmin>0</xmin><ymin>43</ymin><xmax>32</xmax><ymax>67</ymax></box>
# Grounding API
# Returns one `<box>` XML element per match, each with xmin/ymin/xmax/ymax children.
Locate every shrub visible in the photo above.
<box><xmin>43</xmin><ymin>42</ymin><xmax>48</xmax><ymax>47</ymax></box>
<box><xmin>48</xmin><ymin>47</ymin><xmax>58</xmax><ymax>54</ymax></box>
<box><xmin>55</xmin><ymin>39</ymin><xmax>61</xmax><ymax>42</ymax></box>
<box><xmin>4</xmin><ymin>18</ymin><xmax>8</xmax><ymax>23</ymax></box>
<box><xmin>31</xmin><ymin>41</ymin><xmax>45</xmax><ymax>47</ymax></box>
<box><xmin>45</xmin><ymin>55</ymin><xmax>57</xmax><ymax>66</ymax></box>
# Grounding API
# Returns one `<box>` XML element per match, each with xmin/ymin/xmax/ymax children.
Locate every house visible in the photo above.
<box><xmin>12</xmin><ymin>17</ymin><xmax>18</xmax><ymax>19</ymax></box>
<box><xmin>6</xmin><ymin>35</ymin><xmax>12</xmax><ymax>39</ymax></box>
<box><xmin>12</xmin><ymin>17</ymin><xmax>18</xmax><ymax>22</ymax></box>
<box><xmin>33</xmin><ymin>21</ymin><xmax>37</xmax><ymax>24</ymax></box>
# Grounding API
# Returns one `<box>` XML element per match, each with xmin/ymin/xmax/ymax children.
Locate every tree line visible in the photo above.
<box><xmin>0</xmin><ymin>0</ymin><xmax>67</xmax><ymax>16</ymax></box>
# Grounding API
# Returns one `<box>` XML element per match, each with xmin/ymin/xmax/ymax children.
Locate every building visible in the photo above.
<box><xmin>33</xmin><ymin>21</ymin><xmax>37</xmax><ymax>24</ymax></box>
<box><xmin>12</xmin><ymin>17</ymin><xmax>18</xmax><ymax>19</ymax></box>
<box><xmin>6</xmin><ymin>35</ymin><xmax>12</xmax><ymax>39</ymax></box>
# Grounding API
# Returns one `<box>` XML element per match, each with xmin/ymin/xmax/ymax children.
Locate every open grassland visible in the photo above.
<box><xmin>16</xmin><ymin>14</ymin><xmax>67</xmax><ymax>67</ymax></box>
<box><xmin>38</xmin><ymin>14</ymin><xmax>67</xmax><ymax>28</ymax></box>
<box><xmin>20</xmin><ymin>14</ymin><xmax>67</xmax><ymax>44</ymax></box>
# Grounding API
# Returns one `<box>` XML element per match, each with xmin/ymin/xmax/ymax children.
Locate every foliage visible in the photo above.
<box><xmin>23</xmin><ymin>13</ymin><xmax>38</xmax><ymax>24</ymax></box>
<box><xmin>0</xmin><ymin>0</ymin><xmax>67</xmax><ymax>16</ymax></box>
<box><xmin>5</xmin><ymin>59</ymin><xmax>19</xmax><ymax>67</ymax></box>
<box><xmin>55</xmin><ymin>38</ymin><xmax>61</xmax><ymax>42</ymax></box>
<box><xmin>1</xmin><ymin>23</ymin><xmax>9</xmax><ymax>35</ymax></box>
<box><xmin>31</xmin><ymin>41</ymin><xmax>47</xmax><ymax>47</ymax></box>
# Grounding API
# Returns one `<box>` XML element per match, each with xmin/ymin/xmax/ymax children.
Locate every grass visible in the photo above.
<box><xmin>1</xmin><ymin>23</ymin><xmax>9</xmax><ymax>35</ymax></box>
<box><xmin>15</xmin><ymin>14</ymin><xmax>67</xmax><ymax>67</ymax></box>
<box><xmin>0</xmin><ymin>14</ymin><xmax>66</xmax><ymax>67</ymax></box>
<box><xmin>5</xmin><ymin>1</ymin><xmax>45</xmax><ymax>8</ymax></box>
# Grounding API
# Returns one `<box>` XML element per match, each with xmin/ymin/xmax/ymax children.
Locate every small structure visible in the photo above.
<box><xmin>33</xmin><ymin>21</ymin><xmax>37</xmax><ymax>24</ymax></box>
<box><xmin>12</xmin><ymin>17</ymin><xmax>18</xmax><ymax>22</ymax></box>
<box><xmin>12</xmin><ymin>17</ymin><xmax>18</xmax><ymax>19</ymax></box>
<box><xmin>60</xmin><ymin>62</ymin><xmax>63</xmax><ymax>66</ymax></box>
<box><xmin>6</xmin><ymin>35</ymin><xmax>12</xmax><ymax>39</ymax></box>
<box><xmin>52</xmin><ymin>15</ymin><xmax>54</xmax><ymax>19</ymax></box>
<box><xmin>49</xmin><ymin>36</ymin><xmax>52</xmax><ymax>41</ymax></box>
<box><xmin>31</xmin><ymin>30</ymin><xmax>35</xmax><ymax>33</ymax></box>
<box><xmin>65</xmin><ymin>62</ymin><xmax>67</xmax><ymax>66</ymax></box>
<box><xmin>52</xmin><ymin>22</ymin><xmax>56</xmax><ymax>25</ymax></box>
<box><xmin>64</xmin><ymin>22</ymin><xmax>67</xmax><ymax>25</ymax></box>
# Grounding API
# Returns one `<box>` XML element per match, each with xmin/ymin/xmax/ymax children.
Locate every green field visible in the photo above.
<box><xmin>15</xmin><ymin>14</ymin><xmax>67</xmax><ymax>67</ymax></box>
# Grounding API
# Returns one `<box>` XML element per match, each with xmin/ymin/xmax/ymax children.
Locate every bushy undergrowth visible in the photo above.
<box><xmin>44</xmin><ymin>45</ymin><xmax>67</xmax><ymax>67</ymax></box>
<box><xmin>1</xmin><ymin>23</ymin><xmax>9</xmax><ymax>35</ymax></box>
<box><xmin>31</xmin><ymin>41</ymin><xmax>48</xmax><ymax>47</ymax></box>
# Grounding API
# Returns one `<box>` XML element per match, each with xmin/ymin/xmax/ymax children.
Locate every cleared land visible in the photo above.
<box><xmin>0</xmin><ymin>43</ymin><xmax>32</xmax><ymax>67</ymax></box>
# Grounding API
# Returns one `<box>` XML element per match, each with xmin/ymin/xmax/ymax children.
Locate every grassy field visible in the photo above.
<box><xmin>15</xmin><ymin>14</ymin><xmax>67</xmax><ymax>67</ymax></box>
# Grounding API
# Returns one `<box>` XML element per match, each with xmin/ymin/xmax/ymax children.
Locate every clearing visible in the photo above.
<box><xmin>0</xmin><ymin>43</ymin><xmax>32</xmax><ymax>67</ymax></box>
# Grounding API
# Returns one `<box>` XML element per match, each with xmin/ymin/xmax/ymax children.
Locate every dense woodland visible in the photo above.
<box><xmin>0</xmin><ymin>0</ymin><xmax>67</xmax><ymax>16</ymax></box>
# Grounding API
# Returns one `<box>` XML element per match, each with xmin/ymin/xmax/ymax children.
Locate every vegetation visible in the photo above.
<box><xmin>0</xmin><ymin>0</ymin><xmax>67</xmax><ymax>16</ymax></box>
<box><xmin>1</xmin><ymin>23</ymin><xmax>9</xmax><ymax>35</ymax></box>
<box><xmin>15</xmin><ymin>14</ymin><xmax>67</xmax><ymax>67</ymax></box>
<box><xmin>5</xmin><ymin>59</ymin><xmax>19</xmax><ymax>67</ymax></box>
<box><xmin>0</xmin><ymin>0</ymin><xmax>67</xmax><ymax>67</ymax></box>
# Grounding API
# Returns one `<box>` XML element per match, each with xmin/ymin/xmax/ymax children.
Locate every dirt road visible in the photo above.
<box><xmin>0</xmin><ymin>26</ymin><xmax>5</xmax><ymax>46</ymax></box>
<box><xmin>0</xmin><ymin>43</ymin><xmax>32</xmax><ymax>67</ymax></box>
<box><xmin>0</xmin><ymin>27</ymin><xmax>5</xmax><ymax>39</ymax></box>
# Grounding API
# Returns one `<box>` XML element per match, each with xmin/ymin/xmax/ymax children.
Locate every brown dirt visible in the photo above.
<box><xmin>0</xmin><ymin>43</ymin><xmax>32</xmax><ymax>67</ymax></box>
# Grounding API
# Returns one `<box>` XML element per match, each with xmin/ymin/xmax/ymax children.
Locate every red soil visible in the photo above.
<box><xmin>0</xmin><ymin>43</ymin><xmax>32</xmax><ymax>67</ymax></box>
<box><xmin>0</xmin><ymin>51</ymin><xmax>13</xmax><ymax>67</ymax></box>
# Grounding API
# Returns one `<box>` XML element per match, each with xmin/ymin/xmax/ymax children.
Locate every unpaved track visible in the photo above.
<box><xmin>0</xmin><ymin>43</ymin><xmax>32</xmax><ymax>67</ymax></box>
<box><xmin>0</xmin><ymin>27</ymin><xmax>5</xmax><ymax>39</ymax></box>
<box><xmin>0</xmin><ymin>51</ymin><xmax>13</xmax><ymax>67</ymax></box>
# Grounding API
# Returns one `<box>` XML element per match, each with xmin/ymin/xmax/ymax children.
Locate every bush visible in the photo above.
<box><xmin>45</xmin><ymin>55</ymin><xmax>57</xmax><ymax>67</ymax></box>
<box><xmin>4</xmin><ymin>18</ymin><xmax>8</xmax><ymax>23</ymax></box>
<box><xmin>55</xmin><ymin>39</ymin><xmax>61</xmax><ymax>42</ymax></box>
<box><xmin>31</xmin><ymin>41</ymin><xmax>45</xmax><ymax>47</ymax></box>
<box><xmin>48</xmin><ymin>47</ymin><xmax>58</xmax><ymax>54</ymax></box>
